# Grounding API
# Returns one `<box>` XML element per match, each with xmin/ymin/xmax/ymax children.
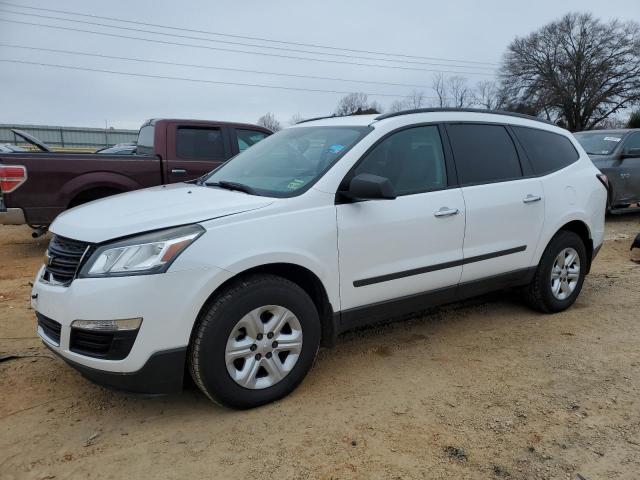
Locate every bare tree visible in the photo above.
<box><xmin>500</xmin><ymin>13</ymin><xmax>640</xmax><ymax>131</ymax></box>
<box><xmin>447</xmin><ymin>76</ymin><xmax>472</xmax><ymax>108</ymax></box>
<box><xmin>432</xmin><ymin>73</ymin><xmax>448</xmax><ymax>108</ymax></box>
<box><xmin>596</xmin><ymin>116</ymin><xmax>627</xmax><ymax>129</ymax></box>
<box><xmin>288</xmin><ymin>113</ymin><xmax>306</xmax><ymax>125</ymax></box>
<box><xmin>335</xmin><ymin>92</ymin><xmax>368</xmax><ymax>116</ymax></box>
<box><xmin>473</xmin><ymin>80</ymin><xmax>506</xmax><ymax>110</ymax></box>
<box><xmin>257</xmin><ymin>112</ymin><xmax>282</xmax><ymax>132</ymax></box>
<box><xmin>388</xmin><ymin>99</ymin><xmax>406</xmax><ymax>113</ymax></box>
<box><xmin>405</xmin><ymin>90</ymin><xmax>427</xmax><ymax>109</ymax></box>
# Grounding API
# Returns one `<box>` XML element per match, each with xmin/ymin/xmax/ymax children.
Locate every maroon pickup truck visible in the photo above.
<box><xmin>0</xmin><ymin>119</ymin><xmax>271</xmax><ymax>234</ymax></box>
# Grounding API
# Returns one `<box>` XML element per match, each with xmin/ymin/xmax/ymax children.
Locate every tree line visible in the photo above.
<box><xmin>258</xmin><ymin>12</ymin><xmax>640</xmax><ymax>132</ymax></box>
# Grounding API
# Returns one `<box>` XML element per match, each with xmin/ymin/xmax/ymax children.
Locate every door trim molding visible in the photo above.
<box><xmin>353</xmin><ymin>245</ymin><xmax>526</xmax><ymax>287</ymax></box>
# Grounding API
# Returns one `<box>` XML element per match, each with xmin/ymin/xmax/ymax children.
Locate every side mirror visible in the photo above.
<box><xmin>621</xmin><ymin>148</ymin><xmax>640</xmax><ymax>159</ymax></box>
<box><xmin>343</xmin><ymin>173</ymin><xmax>396</xmax><ymax>201</ymax></box>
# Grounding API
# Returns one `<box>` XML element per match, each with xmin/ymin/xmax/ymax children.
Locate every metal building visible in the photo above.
<box><xmin>0</xmin><ymin>123</ymin><xmax>139</xmax><ymax>151</ymax></box>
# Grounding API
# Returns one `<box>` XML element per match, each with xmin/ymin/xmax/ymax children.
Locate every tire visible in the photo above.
<box><xmin>525</xmin><ymin>230</ymin><xmax>587</xmax><ymax>313</ymax></box>
<box><xmin>188</xmin><ymin>274</ymin><xmax>321</xmax><ymax>409</ymax></box>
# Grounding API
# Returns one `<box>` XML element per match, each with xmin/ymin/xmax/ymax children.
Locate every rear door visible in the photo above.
<box><xmin>445</xmin><ymin>123</ymin><xmax>545</xmax><ymax>283</ymax></box>
<box><xmin>166</xmin><ymin>123</ymin><xmax>232</xmax><ymax>183</ymax></box>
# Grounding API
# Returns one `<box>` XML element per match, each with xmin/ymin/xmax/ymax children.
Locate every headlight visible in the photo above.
<box><xmin>79</xmin><ymin>224</ymin><xmax>204</xmax><ymax>278</ymax></box>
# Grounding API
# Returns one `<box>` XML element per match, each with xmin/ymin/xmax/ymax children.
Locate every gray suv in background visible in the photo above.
<box><xmin>574</xmin><ymin>129</ymin><xmax>640</xmax><ymax>212</ymax></box>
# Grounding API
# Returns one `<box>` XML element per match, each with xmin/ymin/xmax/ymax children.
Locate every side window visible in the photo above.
<box><xmin>447</xmin><ymin>124</ymin><xmax>522</xmax><ymax>185</ymax></box>
<box><xmin>237</xmin><ymin>129</ymin><xmax>268</xmax><ymax>152</ymax></box>
<box><xmin>624</xmin><ymin>132</ymin><xmax>640</xmax><ymax>151</ymax></box>
<box><xmin>353</xmin><ymin>126</ymin><xmax>447</xmax><ymax>196</ymax></box>
<box><xmin>511</xmin><ymin>126</ymin><xmax>579</xmax><ymax>175</ymax></box>
<box><xmin>176</xmin><ymin>127</ymin><xmax>224</xmax><ymax>160</ymax></box>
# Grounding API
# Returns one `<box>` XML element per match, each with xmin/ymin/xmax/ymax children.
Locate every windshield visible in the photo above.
<box><xmin>203</xmin><ymin>126</ymin><xmax>370</xmax><ymax>197</ymax></box>
<box><xmin>574</xmin><ymin>132</ymin><xmax>623</xmax><ymax>155</ymax></box>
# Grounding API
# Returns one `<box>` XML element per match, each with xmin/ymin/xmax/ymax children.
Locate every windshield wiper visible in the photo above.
<box><xmin>205</xmin><ymin>180</ymin><xmax>258</xmax><ymax>195</ymax></box>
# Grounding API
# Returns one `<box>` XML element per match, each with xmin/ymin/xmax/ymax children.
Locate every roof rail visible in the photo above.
<box><xmin>295</xmin><ymin>114</ymin><xmax>338</xmax><ymax>125</ymax></box>
<box><xmin>374</xmin><ymin>108</ymin><xmax>555</xmax><ymax>126</ymax></box>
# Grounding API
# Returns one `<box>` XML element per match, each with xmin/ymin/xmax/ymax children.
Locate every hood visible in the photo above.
<box><xmin>50</xmin><ymin>183</ymin><xmax>274</xmax><ymax>243</ymax></box>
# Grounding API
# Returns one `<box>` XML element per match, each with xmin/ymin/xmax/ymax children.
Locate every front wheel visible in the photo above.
<box><xmin>188</xmin><ymin>274</ymin><xmax>321</xmax><ymax>409</ymax></box>
<box><xmin>525</xmin><ymin>230</ymin><xmax>587</xmax><ymax>313</ymax></box>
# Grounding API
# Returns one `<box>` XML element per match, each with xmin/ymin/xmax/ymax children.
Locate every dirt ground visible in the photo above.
<box><xmin>1</xmin><ymin>216</ymin><xmax>639</xmax><ymax>480</ymax></box>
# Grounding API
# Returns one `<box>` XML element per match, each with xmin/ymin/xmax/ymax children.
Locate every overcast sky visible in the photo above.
<box><xmin>1</xmin><ymin>0</ymin><xmax>639</xmax><ymax>130</ymax></box>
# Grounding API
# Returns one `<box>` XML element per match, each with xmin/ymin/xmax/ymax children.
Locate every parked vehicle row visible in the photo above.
<box><xmin>30</xmin><ymin>108</ymin><xmax>607</xmax><ymax>408</ymax></box>
<box><xmin>0</xmin><ymin>119</ymin><xmax>271</xmax><ymax>231</ymax></box>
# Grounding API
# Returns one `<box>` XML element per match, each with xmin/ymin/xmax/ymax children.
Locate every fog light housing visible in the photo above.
<box><xmin>71</xmin><ymin>317</ymin><xmax>142</xmax><ymax>332</ymax></box>
<box><xmin>70</xmin><ymin>318</ymin><xmax>142</xmax><ymax>360</ymax></box>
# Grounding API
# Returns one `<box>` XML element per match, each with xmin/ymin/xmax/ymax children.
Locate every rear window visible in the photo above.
<box><xmin>447</xmin><ymin>124</ymin><xmax>522</xmax><ymax>185</ymax></box>
<box><xmin>136</xmin><ymin>125</ymin><xmax>154</xmax><ymax>155</ymax></box>
<box><xmin>176</xmin><ymin>127</ymin><xmax>225</xmax><ymax>160</ymax></box>
<box><xmin>513</xmin><ymin>126</ymin><xmax>578</xmax><ymax>174</ymax></box>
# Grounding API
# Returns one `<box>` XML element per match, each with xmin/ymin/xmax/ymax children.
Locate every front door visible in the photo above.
<box><xmin>337</xmin><ymin>125</ymin><xmax>465</xmax><ymax>318</ymax></box>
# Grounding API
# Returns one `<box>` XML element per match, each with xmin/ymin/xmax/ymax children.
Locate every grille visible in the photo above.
<box><xmin>44</xmin><ymin>235</ymin><xmax>90</xmax><ymax>285</ymax></box>
<box><xmin>37</xmin><ymin>313</ymin><xmax>62</xmax><ymax>345</ymax></box>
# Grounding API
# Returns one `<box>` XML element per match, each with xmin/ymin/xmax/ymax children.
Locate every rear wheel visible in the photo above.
<box><xmin>525</xmin><ymin>230</ymin><xmax>587</xmax><ymax>313</ymax></box>
<box><xmin>188</xmin><ymin>274</ymin><xmax>321</xmax><ymax>409</ymax></box>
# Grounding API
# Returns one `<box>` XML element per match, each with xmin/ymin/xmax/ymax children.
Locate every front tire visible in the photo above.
<box><xmin>188</xmin><ymin>274</ymin><xmax>321</xmax><ymax>409</ymax></box>
<box><xmin>525</xmin><ymin>230</ymin><xmax>587</xmax><ymax>313</ymax></box>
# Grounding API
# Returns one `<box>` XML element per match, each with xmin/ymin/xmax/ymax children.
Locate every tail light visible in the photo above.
<box><xmin>596</xmin><ymin>173</ymin><xmax>609</xmax><ymax>191</ymax></box>
<box><xmin>0</xmin><ymin>165</ymin><xmax>27</xmax><ymax>193</ymax></box>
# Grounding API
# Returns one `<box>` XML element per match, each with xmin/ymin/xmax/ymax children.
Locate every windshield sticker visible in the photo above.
<box><xmin>603</xmin><ymin>136</ymin><xmax>622</xmax><ymax>142</ymax></box>
<box><xmin>287</xmin><ymin>179</ymin><xmax>305</xmax><ymax>190</ymax></box>
<box><xmin>328</xmin><ymin>144</ymin><xmax>345</xmax><ymax>154</ymax></box>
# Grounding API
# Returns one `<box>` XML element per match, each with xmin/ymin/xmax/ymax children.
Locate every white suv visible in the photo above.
<box><xmin>32</xmin><ymin>109</ymin><xmax>607</xmax><ymax>408</ymax></box>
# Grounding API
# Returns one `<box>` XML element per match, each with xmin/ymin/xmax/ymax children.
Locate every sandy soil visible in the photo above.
<box><xmin>1</xmin><ymin>216</ymin><xmax>639</xmax><ymax>480</ymax></box>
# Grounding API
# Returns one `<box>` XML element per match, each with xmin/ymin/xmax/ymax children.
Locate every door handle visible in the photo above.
<box><xmin>171</xmin><ymin>168</ymin><xmax>187</xmax><ymax>174</ymax></box>
<box><xmin>523</xmin><ymin>194</ymin><xmax>542</xmax><ymax>204</ymax></box>
<box><xmin>434</xmin><ymin>207</ymin><xmax>459</xmax><ymax>217</ymax></box>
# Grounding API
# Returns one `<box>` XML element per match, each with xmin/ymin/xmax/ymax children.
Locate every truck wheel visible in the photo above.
<box><xmin>188</xmin><ymin>274</ymin><xmax>321</xmax><ymax>409</ymax></box>
<box><xmin>525</xmin><ymin>230</ymin><xmax>587</xmax><ymax>313</ymax></box>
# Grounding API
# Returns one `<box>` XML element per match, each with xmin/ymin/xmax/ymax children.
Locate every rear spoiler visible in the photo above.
<box><xmin>11</xmin><ymin>129</ymin><xmax>52</xmax><ymax>152</ymax></box>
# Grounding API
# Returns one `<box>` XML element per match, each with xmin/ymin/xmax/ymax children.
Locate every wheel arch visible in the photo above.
<box><xmin>61</xmin><ymin>172</ymin><xmax>141</xmax><ymax>208</ymax></box>
<box><xmin>192</xmin><ymin>262</ymin><xmax>337</xmax><ymax>349</ymax></box>
<box><xmin>555</xmin><ymin>220</ymin><xmax>594</xmax><ymax>273</ymax></box>
<box><xmin>68</xmin><ymin>185</ymin><xmax>126</xmax><ymax>208</ymax></box>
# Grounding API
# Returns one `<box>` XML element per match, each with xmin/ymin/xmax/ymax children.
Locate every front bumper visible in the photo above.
<box><xmin>44</xmin><ymin>342</ymin><xmax>187</xmax><ymax>394</ymax></box>
<box><xmin>0</xmin><ymin>207</ymin><xmax>26</xmax><ymax>225</ymax></box>
<box><xmin>31</xmin><ymin>264</ymin><xmax>233</xmax><ymax>393</ymax></box>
